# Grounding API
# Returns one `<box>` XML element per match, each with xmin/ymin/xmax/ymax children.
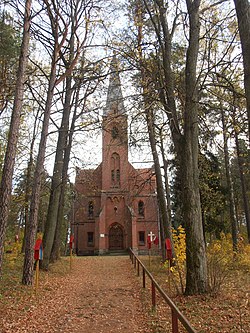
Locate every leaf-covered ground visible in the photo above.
<box><xmin>0</xmin><ymin>254</ymin><xmax>249</xmax><ymax>333</ymax></box>
<box><xmin>140</xmin><ymin>256</ymin><xmax>250</xmax><ymax>333</ymax></box>
<box><xmin>0</xmin><ymin>256</ymin><xmax>156</xmax><ymax>333</ymax></box>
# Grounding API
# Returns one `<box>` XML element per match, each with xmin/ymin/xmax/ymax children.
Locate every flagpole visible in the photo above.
<box><xmin>70</xmin><ymin>248</ymin><xmax>73</xmax><ymax>270</ymax></box>
<box><xmin>35</xmin><ymin>260</ymin><xmax>39</xmax><ymax>295</ymax></box>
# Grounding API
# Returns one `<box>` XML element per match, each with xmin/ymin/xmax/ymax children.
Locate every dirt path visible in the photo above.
<box><xmin>0</xmin><ymin>256</ymin><xmax>155</xmax><ymax>333</ymax></box>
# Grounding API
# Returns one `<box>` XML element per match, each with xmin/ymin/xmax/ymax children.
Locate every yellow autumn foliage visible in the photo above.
<box><xmin>164</xmin><ymin>230</ymin><xmax>250</xmax><ymax>295</ymax></box>
<box><xmin>164</xmin><ymin>225</ymin><xmax>186</xmax><ymax>294</ymax></box>
<box><xmin>4</xmin><ymin>233</ymin><xmax>23</xmax><ymax>267</ymax></box>
<box><xmin>207</xmin><ymin>233</ymin><xmax>250</xmax><ymax>293</ymax></box>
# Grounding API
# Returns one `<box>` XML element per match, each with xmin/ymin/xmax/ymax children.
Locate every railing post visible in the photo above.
<box><xmin>151</xmin><ymin>281</ymin><xmax>156</xmax><ymax>310</ymax></box>
<box><xmin>137</xmin><ymin>261</ymin><xmax>140</xmax><ymax>276</ymax></box>
<box><xmin>129</xmin><ymin>248</ymin><xmax>197</xmax><ymax>333</ymax></box>
<box><xmin>172</xmin><ymin>309</ymin><xmax>179</xmax><ymax>333</ymax></box>
<box><xmin>142</xmin><ymin>268</ymin><xmax>146</xmax><ymax>288</ymax></box>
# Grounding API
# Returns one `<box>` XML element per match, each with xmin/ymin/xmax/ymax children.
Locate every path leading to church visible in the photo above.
<box><xmin>1</xmin><ymin>256</ymin><xmax>155</xmax><ymax>333</ymax></box>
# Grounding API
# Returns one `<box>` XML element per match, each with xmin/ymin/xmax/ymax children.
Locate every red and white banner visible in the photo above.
<box><xmin>147</xmin><ymin>232</ymin><xmax>159</xmax><ymax>249</ymax></box>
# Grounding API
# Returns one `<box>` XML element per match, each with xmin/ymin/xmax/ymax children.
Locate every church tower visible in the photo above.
<box><xmin>98</xmin><ymin>55</ymin><xmax>130</xmax><ymax>253</ymax></box>
<box><xmin>101</xmin><ymin>54</ymin><xmax>128</xmax><ymax>191</ymax></box>
<box><xmin>72</xmin><ymin>55</ymin><xmax>159</xmax><ymax>256</ymax></box>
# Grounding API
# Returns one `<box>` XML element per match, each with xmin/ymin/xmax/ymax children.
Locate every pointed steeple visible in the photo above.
<box><xmin>104</xmin><ymin>54</ymin><xmax>125</xmax><ymax>116</ymax></box>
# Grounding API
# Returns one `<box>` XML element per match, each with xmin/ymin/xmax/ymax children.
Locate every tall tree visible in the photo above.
<box><xmin>233</xmin><ymin>0</ymin><xmax>250</xmax><ymax>142</ymax></box>
<box><xmin>232</xmin><ymin>106</ymin><xmax>250</xmax><ymax>243</ymax></box>
<box><xmin>22</xmin><ymin>0</ymin><xmax>69</xmax><ymax>284</ymax></box>
<box><xmin>50</xmin><ymin>58</ymin><xmax>103</xmax><ymax>261</ymax></box>
<box><xmin>195</xmin><ymin>4</ymin><xmax>246</xmax><ymax>248</ymax></box>
<box><xmin>41</xmin><ymin>0</ymin><xmax>100</xmax><ymax>269</ymax></box>
<box><xmin>21</xmin><ymin>107</ymin><xmax>41</xmax><ymax>253</ymax></box>
<box><xmin>0</xmin><ymin>0</ymin><xmax>32</xmax><ymax>275</ymax></box>
<box><xmin>146</xmin><ymin>109</ymin><xmax>174</xmax><ymax>258</ymax></box>
<box><xmin>182</xmin><ymin>0</ymin><xmax>208</xmax><ymax>294</ymax></box>
<box><xmin>139</xmin><ymin>0</ymin><xmax>207</xmax><ymax>294</ymax></box>
<box><xmin>41</xmin><ymin>11</ymin><xmax>76</xmax><ymax>269</ymax></box>
<box><xmin>220</xmin><ymin>102</ymin><xmax>238</xmax><ymax>250</ymax></box>
<box><xmin>134</xmin><ymin>1</ymin><xmax>174</xmax><ymax>258</ymax></box>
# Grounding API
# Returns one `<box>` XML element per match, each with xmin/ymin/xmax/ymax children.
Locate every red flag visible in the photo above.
<box><xmin>69</xmin><ymin>235</ymin><xmax>74</xmax><ymax>249</ymax></box>
<box><xmin>154</xmin><ymin>236</ymin><xmax>159</xmax><ymax>245</ymax></box>
<box><xmin>147</xmin><ymin>235</ymin><xmax>152</xmax><ymax>249</ymax></box>
<box><xmin>165</xmin><ymin>238</ymin><xmax>172</xmax><ymax>260</ymax></box>
<box><xmin>34</xmin><ymin>239</ymin><xmax>43</xmax><ymax>260</ymax></box>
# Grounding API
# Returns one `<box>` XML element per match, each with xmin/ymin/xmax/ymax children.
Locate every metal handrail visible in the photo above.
<box><xmin>129</xmin><ymin>248</ymin><xmax>197</xmax><ymax>333</ymax></box>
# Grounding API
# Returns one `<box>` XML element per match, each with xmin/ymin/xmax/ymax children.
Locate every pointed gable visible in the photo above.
<box><xmin>75</xmin><ymin>164</ymin><xmax>102</xmax><ymax>196</ymax></box>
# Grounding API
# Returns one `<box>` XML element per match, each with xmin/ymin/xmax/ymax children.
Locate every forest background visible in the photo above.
<box><xmin>0</xmin><ymin>0</ymin><xmax>249</xmax><ymax>297</ymax></box>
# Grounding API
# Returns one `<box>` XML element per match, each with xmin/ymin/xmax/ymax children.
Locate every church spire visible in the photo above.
<box><xmin>104</xmin><ymin>53</ymin><xmax>125</xmax><ymax>116</ymax></box>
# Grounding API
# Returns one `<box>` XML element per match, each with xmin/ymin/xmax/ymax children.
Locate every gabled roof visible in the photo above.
<box><xmin>75</xmin><ymin>164</ymin><xmax>102</xmax><ymax>195</ymax></box>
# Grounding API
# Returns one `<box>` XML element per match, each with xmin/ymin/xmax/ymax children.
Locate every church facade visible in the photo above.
<box><xmin>72</xmin><ymin>56</ymin><xmax>159</xmax><ymax>255</ymax></box>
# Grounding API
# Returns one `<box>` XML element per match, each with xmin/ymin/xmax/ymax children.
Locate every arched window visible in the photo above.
<box><xmin>111</xmin><ymin>153</ymin><xmax>120</xmax><ymax>187</ymax></box>
<box><xmin>88</xmin><ymin>201</ymin><xmax>94</xmax><ymax>218</ymax></box>
<box><xmin>116</xmin><ymin>169</ymin><xmax>120</xmax><ymax>183</ymax></box>
<box><xmin>138</xmin><ymin>201</ymin><xmax>145</xmax><ymax>217</ymax></box>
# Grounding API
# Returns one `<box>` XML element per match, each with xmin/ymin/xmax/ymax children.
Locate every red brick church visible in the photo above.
<box><xmin>72</xmin><ymin>55</ymin><xmax>159</xmax><ymax>255</ymax></box>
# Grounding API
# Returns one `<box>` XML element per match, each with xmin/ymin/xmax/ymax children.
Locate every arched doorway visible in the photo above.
<box><xmin>109</xmin><ymin>223</ymin><xmax>124</xmax><ymax>250</ymax></box>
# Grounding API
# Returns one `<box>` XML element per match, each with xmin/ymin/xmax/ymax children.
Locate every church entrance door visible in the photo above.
<box><xmin>109</xmin><ymin>224</ymin><xmax>124</xmax><ymax>250</ymax></box>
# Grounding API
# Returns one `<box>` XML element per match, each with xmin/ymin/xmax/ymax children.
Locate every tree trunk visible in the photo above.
<box><xmin>50</xmin><ymin>130</ymin><xmax>71</xmax><ymax>262</ymax></box>
<box><xmin>136</xmin><ymin>1</ymin><xmax>174</xmax><ymax>256</ymax></box>
<box><xmin>0</xmin><ymin>0</ymin><xmax>31</xmax><ymax>275</ymax></box>
<box><xmin>146</xmin><ymin>110</ymin><xmax>175</xmax><ymax>256</ymax></box>
<box><xmin>22</xmin><ymin>108</ymin><xmax>40</xmax><ymax>253</ymax></box>
<box><xmin>159</xmin><ymin>128</ymin><xmax>172</xmax><ymax>259</ymax></box>
<box><xmin>42</xmin><ymin>74</ymin><xmax>72</xmax><ymax>269</ymax></box>
<box><xmin>48</xmin><ymin>80</ymin><xmax>73</xmax><ymax>263</ymax></box>
<box><xmin>50</xmin><ymin>76</ymin><xmax>80</xmax><ymax>261</ymax></box>
<box><xmin>221</xmin><ymin>105</ymin><xmax>238</xmax><ymax>251</ymax></box>
<box><xmin>140</xmin><ymin>0</ymin><xmax>208</xmax><ymax>294</ymax></box>
<box><xmin>232</xmin><ymin>108</ymin><xmax>250</xmax><ymax>242</ymax></box>
<box><xmin>42</xmin><ymin>19</ymin><xmax>77</xmax><ymax>267</ymax></box>
<box><xmin>183</xmin><ymin>0</ymin><xmax>207</xmax><ymax>295</ymax></box>
<box><xmin>22</xmin><ymin>48</ymin><xmax>58</xmax><ymax>284</ymax></box>
<box><xmin>233</xmin><ymin>0</ymin><xmax>250</xmax><ymax>142</ymax></box>
<box><xmin>50</xmin><ymin>178</ymin><xmax>66</xmax><ymax>262</ymax></box>
<box><xmin>159</xmin><ymin>127</ymin><xmax>172</xmax><ymax>229</ymax></box>
<box><xmin>42</xmin><ymin>0</ymin><xmax>91</xmax><ymax>267</ymax></box>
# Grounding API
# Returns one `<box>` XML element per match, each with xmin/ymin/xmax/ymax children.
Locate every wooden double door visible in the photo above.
<box><xmin>109</xmin><ymin>224</ymin><xmax>124</xmax><ymax>250</ymax></box>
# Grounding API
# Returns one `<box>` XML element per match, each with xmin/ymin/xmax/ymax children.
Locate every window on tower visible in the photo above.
<box><xmin>111</xmin><ymin>126</ymin><xmax>119</xmax><ymax>139</ymax></box>
<box><xmin>111</xmin><ymin>170</ymin><xmax>115</xmax><ymax>182</ymax></box>
<box><xmin>111</xmin><ymin>153</ymin><xmax>120</xmax><ymax>187</ymax></box>
<box><xmin>116</xmin><ymin>169</ymin><xmax>120</xmax><ymax>182</ymax></box>
<box><xmin>138</xmin><ymin>200</ymin><xmax>145</xmax><ymax>217</ymax></box>
<box><xmin>88</xmin><ymin>201</ymin><xmax>94</xmax><ymax>218</ymax></box>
